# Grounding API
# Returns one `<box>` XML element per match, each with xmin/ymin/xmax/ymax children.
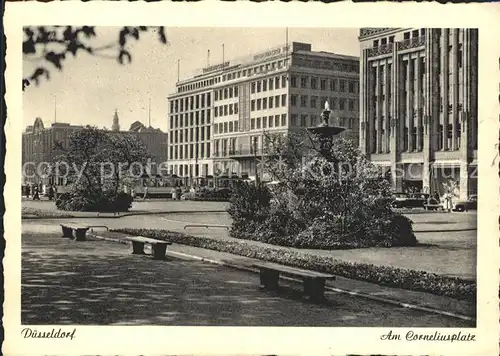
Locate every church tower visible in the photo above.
<box><xmin>112</xmin><ymin>109</ymin><xmax>120</xmax><ymax>132</ymax></box>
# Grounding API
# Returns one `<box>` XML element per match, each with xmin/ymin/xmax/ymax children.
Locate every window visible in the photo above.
<box><xmin>339</xmin><ymin>80</ymin><xmax>345</xmax><ymax>92</ymax></box>
<box><xmin>257</xmin><ymin>117</ymin><xmax>261</xmax><ymax>129</ymax></box>
<box><xmin>330</xmin><ymin>79</ymin><xmax>336</xmax><ymax>91</ymax></box>
<box><xmin>229</xmin><ymin>104</ymin><xmax>234</xmax><ymax>115</ymax></box>
<box><xmin>269</xmin><ymin>78</ymin><xmax>274</xmax><ymax>90</ymax></box>
<box><xmin>310</xmin><ymin>96</ymin><xmax>317</xmax><ymax>108</ymax></box>
<box><xmin>257</xmin><ymin>99</ymin><xmax>262</xmax><ymax>110</ymax></box>
<box><xmin>214</xmin><ymin>91</ymin><xmax>218</xmax><ymax>101</ymax></box>
<box><xmin>269</xmin><ymin>97</ymin><xmax>274</xmax><ymax>109</ymax></box>
<box><xmin>257</xmin><ymin>82</ymin><xmax>262</xmax><ymax>92</ymax></box>
<box><xmin>290</xmin><ymin>95</ymin><xmax>297</xmax><ymax>107</ymax></box>
<box><xmin>300</xmin><ymin>76</ymin><xmax>308</xmax><ymax>88</ymax></box>
<box><xmin>263</xmin><ymin>98</ymin><xmax>268</xmax><ymax>110</ymax></box>
<box><xmin>339</xmin><ymin>99</ymin><xmax>345</xmax><ymax>110</ymax></box>
<box><xmin>251</xmin><ymin>100</ymin><xmax>256</xmax><ymax>111</ymax></box>
<box><xmin>224</xmin><ymin>105</ymin><xmax>228</xmax><ymax>116</ymax></box>
<box><xmin>275</xmin><ymin>115</ymin><xmax>280</xmax><ymax>127</ymax></box>
<box><xmin>274</xmin><ymin>95</ymin><xmax>280</xmax><ymax>108</ymax></box>
<box><xmin>269</xmin><ymin>116</ymin><xmax>274</xmax><ymax>128</ymax></box>
<box><xmin>234</xmin><ymin>103</ymin><xmax>238</xmax><ymax>114</ymax></box>
<box><xmin>348</xmin><ymin>99</ymin><xmax>355</xmax><ymax>111</ymax></box>
<box><xmin>349</xmin><ymin>81</ymin><xmax>356</xmax><ymax>93</ymax></box>
<box><xmin>224</xmin><ymin>122</ymin><xmax>228</xmax><ymax>133</ymax></box>
<box><xmin>229</xmin><ymin>121</ymin><xmax>233</xmax><ymax>132</ymax></box>
<box><xmin>251</xmin><ymin>118</ymin><xmax>256</xmax><ymax>130</ymax></box>
<box><xmin>234</xmin><ymin>121</ymin><xmax>239</xmax><ymax>132</ymax></box>
<box><xmin>320</xmin><ymin>78</ymin><xmax>327</xmax><ymax>90</ymax></box>
<box><xmin>263</xmin><ymin>116</ymin><xmax>267</xmax><ymax>128</ymax></box>
<box><xmin>251</xmin><ymin>82</ymin><xmax>256</xmax><ymax>94</ymax></box>
<box><xmin>229</xmin><ymin>87</ymin><xmax>233</xmax><ymax>98</ymax></box>
<box><xmin>234</xmin><ymin>87</ymin><xmax>238</xmax><ymax>97</ymax></box>
<box><xmin>281</xmin><ymin>94</ymin><xmax>286</xmax><ymax>107</ymax></box>
<box><xmin>263</xmin><ymin>80</ymin><xmax>267</xmax><ymax>91</ymax></box>
<box><xmin>300</xmin><ymin>95</ymin><xmax>308</xmax><ymax>107</ymax></box>
<box><xmin>224</xmin><ymin>88</ymin><xmax>228</xmax><ymax>99</ymax></box>
<box><xmin>290</xmin><ymin>76</ymin><xmax>297</xmax><ymax>88</ymax></box>
<box><xmin>291</xmin><ymin>114</ymin><xmax>298</xmax><ymax>126</ymax></box>
<box><xmin>311</xmin><ymin>77</ymin><xmax>317</xmax><ymax>89</ymax></box>
<box><xmin>275</xmin><ymin>77</ymin><xmax>280</xmax><ymax>89</ymax></box>
<box><xmin>300</xmin><ymin>115</ymin><xmax>307</xmax><ymax>126</ymax></box>
<box><xmin>282</xmin><ymin>75</ymin><xmax>286</xmax><ymax>87</ymax></box>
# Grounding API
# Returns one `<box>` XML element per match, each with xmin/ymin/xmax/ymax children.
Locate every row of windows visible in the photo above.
<box><xmin>214</xmin><ymin>86</ymin><xmax>239</xmax><ymax>101</ymax></box>
<box><xmin>289</xmin><ymin>75</ymin><xmax>358</xmax><ymax>93</ymax></box>
<box><xmin>177</xmin><ymin>59</ymin><xmax>288</xmax><ymax>94</ymax></box>
<box><xmin>289</xmin><ymin>114</ymin><xmax>356</xmax><ymax>129</ymax></box>
<box><xmin>170</xmin><ymin>93</ymin><xmax>212</xmax><ymax>114</ymax></box>
<box><xmin>169</xmin><ymin>163</ymin><xmax>210</xmax><ymax>177</ymax></box>
<box><xmin>169</xmin><ymin>142</ymin><xmax>211</xmax><ymax>160</ymax></box>
<box><xmin>250</xmin><ymin>95</ymin><xmax>287</xmax><ymax>111</ymax></box>
<box><xmin>251</xmin><ymin>75</ymin><xmax>288</xmax><ymax>94</ymax></box>
<box><xmin>214</xmin><ymin>120</ymin><xmax>240</xmax><ymax>135</ymax></box>
<box><xmin>169</xmin><ymin>109</ymin><xmax>211</xmax><ymax>130</ymax></box>
<box><xmin>214</xmin><ymin>103</ymin><xmax>239</xmax><ymax>117</ymax></box>
<box><xmin>290</xmin><ymin>95</ymin><xmax>357</xmax><ymax>111</ymax></box>
<box><xmin>250</xmin><ymin>114</ymin><xmax>288</xmax><ymax>130</ymax></box>
<box><xmin>170</xmin><ymin>127</ymin><xmax>211</xmax><ymax>144</ymax></box>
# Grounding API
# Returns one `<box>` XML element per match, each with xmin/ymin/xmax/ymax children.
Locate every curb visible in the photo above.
<box><xmin>89</xmin><ymin>233</ymin><xmax>475</xmax><ymax>323</ymax></box>
<box><xmin>22</xmin><ymin>210</ymin><xmax>228</xmax><ymax>220</ymax></box>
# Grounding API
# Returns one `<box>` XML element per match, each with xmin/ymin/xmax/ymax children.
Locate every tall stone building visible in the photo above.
<box><xmin>358</xmin><ymin>28</ymin><xmax>478</xmax><ymax>199</ymax></box>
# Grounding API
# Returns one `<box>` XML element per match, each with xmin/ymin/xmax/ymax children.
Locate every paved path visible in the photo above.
<box><xmin>21</xmin><ymin>231</ymin><xmax>473</xmax><ymax>326</ymax></box>
<box><xmin>23</xmin><ymin>214</ymin><xmax>476</xmax><ymax>280</ymax></box>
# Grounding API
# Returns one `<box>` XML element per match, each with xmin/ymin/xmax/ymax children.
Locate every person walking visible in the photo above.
<box><xmin>143</xmin><ymin>185</ymin><xmax>148</xmax><ymax>200</ymax></box>
<box><xmin>33</xmin><ymin>185</ymin><xmax>40</xmax><ymax>200</ymax></box>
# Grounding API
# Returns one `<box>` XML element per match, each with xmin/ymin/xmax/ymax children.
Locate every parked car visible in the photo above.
<box><xmin>391</xmin><ymin>193</ymin><xmax>429</xmax><ymax>209</ymax></box>
<box><xmin>453</xmin><ymin>195</ymin><xmax>477</xmax><ymax>212</ymax></box>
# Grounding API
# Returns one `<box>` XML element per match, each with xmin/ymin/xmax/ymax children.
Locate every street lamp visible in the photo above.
<box><xmin>306</xmin><ymin>101</ymin><xmax>345</xmax><ymax>162</ymax></box>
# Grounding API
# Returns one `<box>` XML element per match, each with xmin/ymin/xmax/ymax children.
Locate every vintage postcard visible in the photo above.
<box><xmin>3</xmin><ymin>2</ymin><xmax>500</xmax><ymax>355</ymax></box>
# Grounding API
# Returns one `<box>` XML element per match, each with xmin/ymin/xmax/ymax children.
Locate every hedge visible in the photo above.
<box><xmin>112</xmin><ymin>227</ymin><xmax>476</xmax><ymax>303</ymax></box>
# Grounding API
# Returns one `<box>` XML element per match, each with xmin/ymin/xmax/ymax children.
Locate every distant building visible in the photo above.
<box><xmin>358</xmin><ymin>28</ymin><xmax>478</xmax><ymax>199</ymax></box>
<box><xmin>22</xmin><ymin>112</ymin><xmax>168</xmax><ymax>185</ymax></box>
<box><xmin>167</xmin><ymin>41</ymin><xmax>359</xmax><ymax>184</ymax></box>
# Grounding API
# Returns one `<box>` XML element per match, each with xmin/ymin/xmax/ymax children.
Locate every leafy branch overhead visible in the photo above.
<box><xmin>22</xmin><ymin>26</ymin><xmax>168</xmax><ymax>90</ymax></box>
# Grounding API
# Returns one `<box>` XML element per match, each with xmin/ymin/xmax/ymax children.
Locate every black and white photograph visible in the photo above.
<box><xmin>4</xmin><ymin>2</ymin><xmax>499</xmax><ymax>356</ymax></box>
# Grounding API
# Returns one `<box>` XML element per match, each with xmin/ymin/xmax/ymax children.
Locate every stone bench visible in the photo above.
<box><xmin>252</xmin><ymin>261</ymin><xmax>336</xmax><ymax>302</ymax></box>
<box><xmin>60</xmin><ymin>224</ymin><xmax>109</xmax><ymax>241</ymax></box>
<box><xmin>124</xmin><ymin>236</ymin><xmax>172</xmax><ymax>260</ymax></box>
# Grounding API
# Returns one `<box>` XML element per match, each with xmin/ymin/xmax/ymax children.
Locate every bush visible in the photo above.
<box><xmin>112</xmin><ymin>227</ymin><xmax>476</xmax><ymax>303</ymax></box>
<box><xmin>56</xmin><ymin>189</ymin><xmax>133</xmax><ymax>212</ymax></box>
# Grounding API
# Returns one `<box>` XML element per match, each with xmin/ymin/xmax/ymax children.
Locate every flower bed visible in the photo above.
<box><xmin>113</xmin><ymin>227</ymin><xmax>476</xmax><ymax>302</ymax></box>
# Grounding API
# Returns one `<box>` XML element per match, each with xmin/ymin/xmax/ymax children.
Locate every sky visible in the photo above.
<box><xmin>23</xmin><ymin>27</ymin><xmax>360</xmax><ymax>132</ymax></box>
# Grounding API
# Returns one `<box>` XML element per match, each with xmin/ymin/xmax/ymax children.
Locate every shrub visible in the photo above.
<box><xmin>112</xmin><ymin>227</ymin><xmax>476</xmax><ymax>303</ymax></box>
<box><xmin>56</xmin><ymin>189</ymin><xmax>133</xmax><ymax>212</ymax></box>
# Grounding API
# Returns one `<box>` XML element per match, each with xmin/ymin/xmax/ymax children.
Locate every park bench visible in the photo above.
<box><xmin>183</xmin><ymin>224</ymin><xmax>230</xmax><ymax>230</ymax></box>
<box><xmin>252</xmin><ymin>261</ymin><xmax>336</xmax><ymax>302</ymax></box>
<box><xmin>60</xmin><ymin>223</ymin><xmax>109</xmax><ymax>241</ymax></box>
<box><xmin>124</xmin><ymin>236</ymin><xmax>172</xmax><ymax>260</ymax></box>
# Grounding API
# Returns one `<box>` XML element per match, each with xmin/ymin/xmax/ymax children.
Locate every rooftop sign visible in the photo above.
<box><xmin>253</xmin><ymin>45</ymin><xmax>289</xmax><ymax>61</ymax></box>
<box><xmin>202</xmin><ymin>61</ymin><xmax>230</xmax><ymax>73</ymax></box>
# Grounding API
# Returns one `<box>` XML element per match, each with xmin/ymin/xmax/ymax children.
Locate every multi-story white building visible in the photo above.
<box><xmin>167</xmin><ymin>42</ymin><xmax>359</xmax><ymax>184</ymax></box>
<box><xmin>358</xmin><ymin>28</ymin><xmax>478</xmax><ymax>199</ymax></box>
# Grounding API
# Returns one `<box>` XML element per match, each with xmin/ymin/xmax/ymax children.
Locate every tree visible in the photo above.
<box><xmin>52</xmin><ymin>126</ymin><xmax>149</xmax><ymax>211</ymax></box>
<box><xmin>23</xmin><ymin>26</ymin><xmax>168</xmax><ymax>90</ymax></box>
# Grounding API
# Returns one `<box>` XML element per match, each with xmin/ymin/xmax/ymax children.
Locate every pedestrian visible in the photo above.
<box><xmin>143</xmin><ymin>185</ymin><xmax>148</xmax><ymax>200</ymax></box>
<box><xmin>54</xmin><ymin>185</ymin><xmax>58</xmax><ymax>200</ymax></box>
<box><xmin>27</xmin><ymin>185</ymin><xmax>31</xmax><ymax>198</ymax></box>
<box><xmin>47</xmin><ymin>185</ymin><xmax>54</xmax><ymax>201</ymax></box>
<box><xmin>33</xmin><ymin>185</ymin><xmax>40</xmax><ymax>200</ymax></box>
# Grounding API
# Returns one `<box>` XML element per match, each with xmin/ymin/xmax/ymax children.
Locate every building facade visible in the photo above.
<box><xmin>22</xmin><ymin>112</ymin><xmax>168</xmax><ymax>185</ymax></box>
<box><xmin>358</xmin><ymin>28</ymin><xmax>478</xmax><ymax>199</ymax></box>
<box><xmin>167</xmin><ymin>42</ymin><xmax>360</xmax><ymax>183</ymax></box>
